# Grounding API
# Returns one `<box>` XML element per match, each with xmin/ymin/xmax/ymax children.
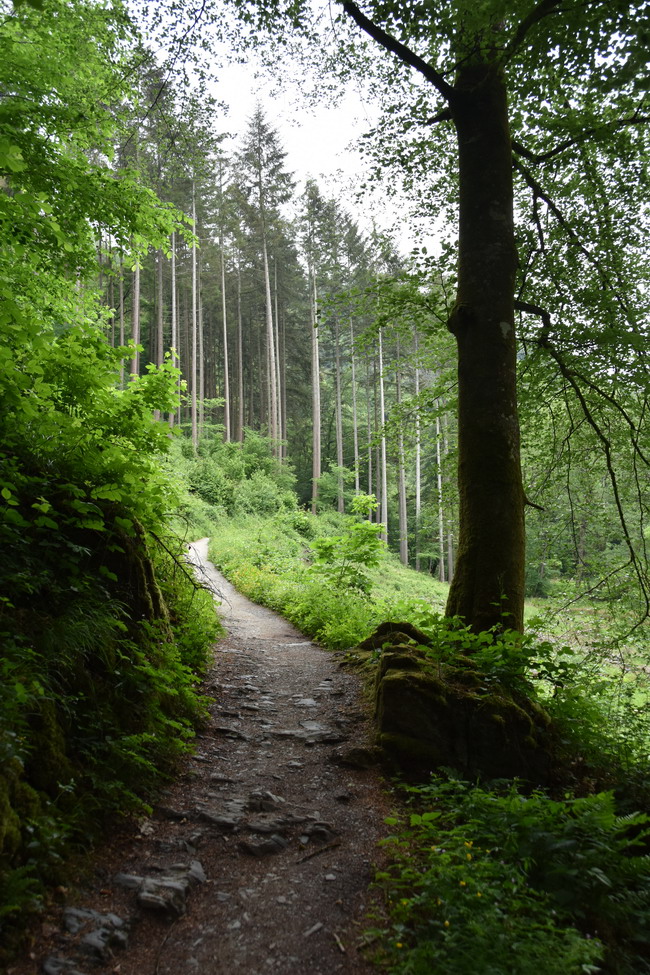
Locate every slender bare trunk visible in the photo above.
<box><xmin>273</xmin><ymin>258</ymin><xmax>283</xmax><ymax>457</ymax></box>
<box><xmin>130</xmin><ymin>258</ymin><xmax>140</xmax><ymax>377</ymax></box>
<box><xmin>414</xmin><ymin>330</ymin><xmax>422</xmax><ymax>571</ymax></box>
<box><xmin>365</xmin><ymin>353</ymin><xmax>373</xmax><ymax>503</ymax></box>
<box><xmin>199</xmin><ymin>251</ymin><xmax>205</xmax><ymax>438</ymax></box>
<box><xmin>378</xmin><ymin>329</ymin><xmax>388</xmax><ymax>542</ymax></box>
<box><xmin>169</xmin><ymin>230</ymin><xmax>178</xmax><ymax>428</ymax></box>
<box><xmin>350</xmin><ymin>320</ymin><xmax>359</xmax><ymax>494</ymax></box>
<box><xmin>310</xmin><ymin>274</ymin><xmax>321</xmax><ymax>513</ymax></box>
<box><xmin>262</xmin><ymin>237</ymin><xmax>278</xmax><ymax>449</ymax></box>
<box><xmin>221</xmin><ymin>236</ymin><xmax>231</xmax><ymax>441</ymax></box>
<box><xmin>444</xmin><ymin>411</ymin><xmax>455</xmax><ymax>582</ymax></box>
<box><xmin>396</xmin><ymin>343</ymin><xmax>408</xmax><ymax>565</ymax></box>
<box><xmin>191</xmin><ymin>182</ymin><xmax>198</xmax><ymax>449</ymax></box>
<box><xmin>118</xmin><ymin>255</ymin><xmax>125</xmax><ymax>387</ymax></box>
<box><xmin>436</xmin><ymin>411</ymin><xmax>446</xmax><ymax>582</ymax></box>
<box><xmin>334</xmin><ymin>316</ymin><xmax>344</xmax><ymax>513</ymax></box>
<box><xmin>236</xmin><ymin>252</ymin><xmax>244</xmax><ymax>441</ymax></box>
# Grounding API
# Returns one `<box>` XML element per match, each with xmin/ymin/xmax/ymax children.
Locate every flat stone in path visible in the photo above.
<box><xmin>10</xmin><ymin>539</ymin><xmax>388</xmax><ymax>975</ymax></box>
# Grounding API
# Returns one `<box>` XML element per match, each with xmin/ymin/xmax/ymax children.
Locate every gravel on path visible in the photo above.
<box><xmin>10</xmin><ymin>539</ymin><xmax>390</xmax><ymax>975</ymax></box>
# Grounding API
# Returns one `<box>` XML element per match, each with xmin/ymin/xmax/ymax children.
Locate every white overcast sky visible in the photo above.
<box><xmin>211</xmin><ymin>57</ymin><xmax>438</xmax><ymax>255</ymax></box>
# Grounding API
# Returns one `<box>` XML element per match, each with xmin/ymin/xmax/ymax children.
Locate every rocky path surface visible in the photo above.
<box><xmin>11</xmin><ymin>539</ymin><xmax>389</xmax><ymax>975</ymax></box>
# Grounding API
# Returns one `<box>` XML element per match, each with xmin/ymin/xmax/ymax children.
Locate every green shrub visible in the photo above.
<box><xmin>373</xmin><ymin>772</ymin><xmax>650</xmax><ymax>974</ymax></box>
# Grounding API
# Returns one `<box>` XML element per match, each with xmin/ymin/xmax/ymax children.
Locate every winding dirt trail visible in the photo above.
<box><xmin>12</xmin><ymin>539</ymin><xmax>389</xmax><ymax>975</ymax></box>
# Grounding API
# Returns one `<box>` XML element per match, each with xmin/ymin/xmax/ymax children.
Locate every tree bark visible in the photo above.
<box><xmin>436</xmin><ymin>411</ymin><xmax>446</xmax><ymax>583</ymax></box>
<box><xmin>310</xmin><ymin>273</ymin><xmax>321</xmax><ymax>513</ymax></box>
<box><xmin>396</xmin><ymin>341</ymin><xmax>408</xmax><ymax>565</ymax></box>
<box><xmin>378</xmin><ymin>329</ymin><xmax>388</xmax><ymax>542</ymax></box>
<box><xmin>130</xmin><ymin>258</ymin><xmax>140</xmax><ymax>377</ymax></box>
<box><xmin>191</xmin><ymin>182</ymin><xmax>198</xmax><ymax>449</ymax></box>
<box><xmin>414</xmin><ymin>329</ymin><xmax>422</xmax><ymax>571</ymax></box>
<box><xmin>350</xmin><ymin>320</ymin><xmax>360</xmax><ymax>494</ymax></box>
<box><xmin>236</xmin><ymin>251</ymin><xmax>245</xmax><ymax>443</ymax></box>
<box><xmin>334</xmin><ymin>315</ymin><xmax>345</xmax><ymax>513</ymax></box>
<box><xmin>170</xmin><ymin>230</ymin><xmax>178</xmax><ymax>428</ymax></box>
<box><xmin>221</xmin><ymin>234</ymin><xmax>231</xmax><ymax>442</ymax></box>
<box><xmin>445</xmin><ymin>63</ymin><xmax>525</xmax><ymax>632</ymax></box>
<box><xmin>118</xmin><ymin>255</ymin><xmax>125</xmax><ymax>388</ymax></box>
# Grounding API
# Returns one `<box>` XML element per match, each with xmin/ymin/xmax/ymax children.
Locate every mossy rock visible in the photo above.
<box><xmin>357</xmin><ymin>620</ymin><xmax>432</xmax><ymax>652</ymax></box>
<box><xmin>363</xmin><ymin>626</ymin><xmax>554</xmax><ymax>784</ymax></box>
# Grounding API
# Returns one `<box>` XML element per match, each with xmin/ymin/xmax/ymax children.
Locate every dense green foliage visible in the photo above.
<box><xmin>373</xmin><ymin>774</ymin><xmax>650</xmax><ymax>975</ymax></box>
<box><xmin>0</xmin><ymin>0</ymin><xmax>220</xmax><ymax>944</ymax></box>
<box><xmin>209</xmin><ymin>505</ymin><xmax>447</xmax><ymax>650</ymax></box>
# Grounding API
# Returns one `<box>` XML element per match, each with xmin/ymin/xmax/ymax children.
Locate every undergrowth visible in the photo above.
<box><xmin>208</xmin><ymin>511</ymin><xmax>448</xmax><ymax>650</ymax></box>
<box><xmin>0</xmin><ymin>513</ymin><xmax>220</xmax><ymax>950</ymax></box>
<box><xmin>371</xmin><ymin>772</ymin><xmax>650</xmax><ymax>975</ymax></box>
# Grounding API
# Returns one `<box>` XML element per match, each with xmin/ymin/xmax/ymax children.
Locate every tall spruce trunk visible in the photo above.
<box><xmin>396</xmin><ymin>342</ymin><xmax>408</xmax><ymax>565</ymax></box>
<box><xmin>236</xmin><ymin>253</ymin><xmax>244</xmax><ymax>442</ymax></box>
<box><xmin>170</xmin><ymin>231</ymin><xmax>178</xmax><ymax>428</ymax></box>
<box><xmin>191</xmin><ymin>183</ymin><xmax>198</xmax><ymax>449</ymax></box>
<box><xmin>350</xmin><ymin>320</ymin><xmax>360</xmax><ymax>495</ymax></box>
<box><xmin>220</xmin><ymin>234</ymin><xmax>231</xmax><ymax>442</ymax></box>
<box><xmin>435</xmin><ymin>411</ymin><xmax>446</xmax><ymax>583</ymax></box>
<box><xmin>334</xmin><ymin>316</ymin><xmax>345</xmax><ymax>513</ymax></box>
<box><xmin>414</xmin><ymin>330</ymin><xmax>422</xmax><ymax>571</ymax></box>
<box><xmin>130</xmin><ymin>259</ymin><xmax>140</xmax><ymax>377</ymax></box>
<box><xmin>377</xmin><ymin>329</ymin><xmax>388</xmax><ymax>542</ymax></box>
<box><xmin>118</xmin><ymin>256</ymin><xmax>125</xmax><ymax>388</ymax></box>
<box><xmin>310</xmin><ymin>274</ymin><xmax>321</xmax><ymax>514</ymax></box>
<box><xmin>445</xmin><ymin>63</ymin><xmax>525</xmax><ymax>632</ymax></box>
<box><xmin>365</xmin><ymin>354</ymin><xmax>373</xmax><ymax>500</ymax></box>
<box><xmin>262</xmin><ymin>237</ymin><xmax>279</xmax><ymax>449</ymax></box>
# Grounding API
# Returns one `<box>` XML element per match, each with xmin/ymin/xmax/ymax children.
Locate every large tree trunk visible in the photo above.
<box><xmin>445</xmin><ymin>63</ymin><xmax>525</xmax><ymax>632</ymax></box>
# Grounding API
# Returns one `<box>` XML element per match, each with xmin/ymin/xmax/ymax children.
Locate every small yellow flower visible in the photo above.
<box><xmin>436</xmin><ymin>897</ymin><xmax>442</xmax><ymax>906</ymax></box>
<box><xmin>396</xmin><ymin>942</ymin><xmax>404</xmax><ymax>949</ymax></box>
<box><xmin>464</xmin><ymin>841</ymin><xmax>473</xmax><ymax>848</ymax></box>
<box><xmin>444</xmin><ymin>920</ymin><xmax>450</xmax><ymax>928</ymax></box>
<box><xmin>401</xmin><ymin>899</ymin><xmax>410</xmax><ymax>905</ymax></box>
<box><xmin>477</xmin><ymin>892</ymin><xmax>482</xmax><ymax>898</ymax></box>
<box><xmin>430</xmin><ymin>845</ymin><xmax>437</xmax><ymax>851</ymax></box>
<box><xmin>459</xmin><ymin>881</ymin><xmax>466</xmax><ymax>887</ymax></box>
<box><xmin>466</xmin><ymin>853</ymin><xmax>472</xmax><ymax>861</ymax></box>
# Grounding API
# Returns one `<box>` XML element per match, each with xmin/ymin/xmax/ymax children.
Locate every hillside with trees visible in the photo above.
<box><xmin>1</xmin><ymin>0</ymin><xmax>650</xmax><ymax>971</ymax></box>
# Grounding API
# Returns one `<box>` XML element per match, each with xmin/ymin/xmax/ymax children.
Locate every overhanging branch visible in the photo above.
<box><xmin>512</xmin><ymin>109</ymin><xmax>650</xmax><ymax>165</ymax></box>
<box><xmin>516</xmin><ymin>298</ymin><xmax>650</xmax><ymax>627</ymax></box>
<box><xmin>339</xmin><ymin>0</ymin><xmax>456</xmax><ymax>103</ymax></box>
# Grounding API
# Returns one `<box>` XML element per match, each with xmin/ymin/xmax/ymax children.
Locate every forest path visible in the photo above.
<box><xmin>15</xmin><ymin>539</ymin><xmax>389</xmax><ymax>975</ymax></box>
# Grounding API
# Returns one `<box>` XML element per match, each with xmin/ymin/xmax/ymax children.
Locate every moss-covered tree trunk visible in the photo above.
<box><xmin>445</xmin><ymin>62</ymin><xmax>525</xmax><ymax>632</ymax></box>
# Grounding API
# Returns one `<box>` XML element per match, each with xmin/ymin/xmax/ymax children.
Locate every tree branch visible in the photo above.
<box><xmin>339</xmin><ymin>0</ymin><xmax>456</xmax><ymax>103</ymax></box>
<box><xmin>515</xmin><ymin>299</ymin><xmax>650</xmax><ymax>626</ymax></box>
<box><xmin>512</xmin><ymin>110</ymin><xmax>650</xmax><ymax>165</ymax></box>
<box><xmin>503</xmin><ymin>0</ymin><xmax>565</xmax><ymax>62</ymax></box>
